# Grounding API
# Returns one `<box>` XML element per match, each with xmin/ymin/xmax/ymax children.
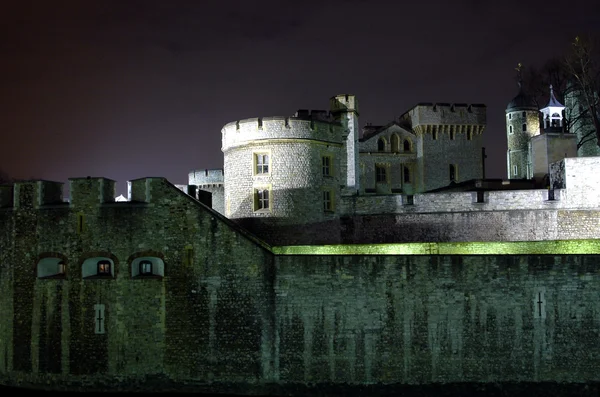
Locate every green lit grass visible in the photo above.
<box><xmin>271</xmin><ymin>239</ymin><xmax>600</xmax><ymax>255</ymax></box>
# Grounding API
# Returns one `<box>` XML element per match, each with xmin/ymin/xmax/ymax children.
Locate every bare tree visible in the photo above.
<box><xmin>564</xmin><ymin>35</ymin><xmax>600</xmax><ymax>151</ymax></box>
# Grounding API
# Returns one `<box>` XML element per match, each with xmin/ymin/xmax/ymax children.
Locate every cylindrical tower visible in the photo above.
<box><xmin>506</xmin><ymin>85</ymin><xmax>539</xmax><ymax>179</ymax></box>
<box><xmin>222</xmin><ymin>113</ymin><xmax>345</xmax><ymax>229</ymax></box>
<box><xmin>330</xmin><ymin>94</ymin><xmax>360</xmax><ymax>194</ymax></box>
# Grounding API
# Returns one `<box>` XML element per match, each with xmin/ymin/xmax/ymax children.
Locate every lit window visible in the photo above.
<box><xmin>403</xmin><ymin>139</ymin><xmax>411</xmax><ymax>151</ymax></box>
<box><xmin>322</xmin><ymin>156</ymin><xmax>331</xmax><ymax>176</ymax></box>
<box><xmin>403</xmin><ymin>166</ymin><xmax>411</xmax><ymax>183</ymax></box>
<box><xmin>140</xmin><ymin>260</ymin><xmax>152</xmax><ymax>275</ymax></box>
<box><xmin>323</xmin><ymin>190</ymin><xmax>333</xmax><ymax>212</ymax></box>
<box><xmin>97</xmin><ymin>260</ymin><xmax>111</xmax><ymax>275</ymax></box>
<box><xmin>377</xmin><ymin>138</ymin><xmax>385</xmax><ymax>152</ymax></box>
<box><xmin>522</xmin><ymin>123</ymin><xmax>527</xmax><ymax>132</ymax></box>
<box><xmin>255</xmin><ymin>153</ymin><xmax>269</xmax><ymax>174</ymax></box>
<box><xmin>376</xmin><ymin>165</ymin><xmax>387</xmax><ymax>183</ymax></box>
<box><xmin>255</xmin><ymin>189</ymin><xmax>270</xmax><ymax>211</ymax></box>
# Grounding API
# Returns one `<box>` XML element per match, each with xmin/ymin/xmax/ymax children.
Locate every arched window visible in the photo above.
<box><xmin>403</xmin><ymin>166</ymin><xmax>411</xmax><ymax>183</ymax></box>
<box><xmin>377</xmin><ymin>138</ymin><xmax>386</xmax><ymax>152</ymax></box>
<box><xmin>131</xmin><ymin>256</ymin><xmax>165</xmax><ymax>278</ymax></box>
<box><xmin>390</xmin><ymin>134</ymin><xmax>400</xmax><ymax>153</ymax></box>
<box><xmin>37</xmin><ymin>257</ymin><xmax>66</xmax><ymax>279</ymax></box>
<box><xmin>82</xmin><ymin>256</ymin><xmax>115</xmax><ymax>279</ymax></box>
<box><xmin>403</xmin><ymin>139</ymin><xmax>411</xmax><ymax>152</ymax></box>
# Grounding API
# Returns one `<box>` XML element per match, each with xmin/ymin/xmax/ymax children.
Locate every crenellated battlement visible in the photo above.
<box><xmin>188</xmin><ymin>169</ymin><xmax>224</xmax><ymax>186</ymax></box>
<box><xmin>403</xmin><ymin>103</ymin><xmax>487</xmax><ymax>129</ymax></box>
<box><xmin>222</xmin><ymin>116</ymin><xmax>344</xmax><ymax>151</ymax></box>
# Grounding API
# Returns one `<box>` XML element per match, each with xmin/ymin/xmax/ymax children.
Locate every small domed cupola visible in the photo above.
<box><xmin>539</xmin><ymin>84</ymin><xmax>565</xmax><ymax>131</ymax></box>
<box><xmin>506</xmin><ymin>82</ymin><xmax>537</xmax><ymax>113</ymax></box>
<box><xmin>506</xmin><ymin>63</ymin><xmax>537</xmax><ymax>113</ymax></box>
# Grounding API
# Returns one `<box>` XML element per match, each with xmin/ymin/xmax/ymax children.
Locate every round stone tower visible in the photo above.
<box><xmin>506</xmin><ymin>80</ymin><xmax>540</xmax><ymax>179</ymax></box>
<box><xmin>221</xmin><ymin>112</ymin><xmax>345</xmax><ymax>230</ymax></box>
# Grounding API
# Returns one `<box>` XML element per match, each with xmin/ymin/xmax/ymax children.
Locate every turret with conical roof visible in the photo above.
<box><xmin>505</xmin><ymin>64</ymin><xmax>541</xmax><ymax>179</ymax></box>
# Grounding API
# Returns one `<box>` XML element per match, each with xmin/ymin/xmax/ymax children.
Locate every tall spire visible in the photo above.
<box><xmin>546</xmin><ymin>84</ymin><xmax>564</xmax><ymax>108</ymax></box>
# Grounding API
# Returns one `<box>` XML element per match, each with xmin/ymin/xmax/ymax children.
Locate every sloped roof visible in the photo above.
<box><xmin>360</xmin><ymin>121</ymin><xmax>414</xmax><ymax>142</ymax></box>
<box><xmin>506</xmin><ymin>86</ymin><xmax>537</xmax><ymax>112</ymax></box>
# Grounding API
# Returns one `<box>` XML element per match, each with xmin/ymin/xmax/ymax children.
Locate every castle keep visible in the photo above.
<box><xmin>2</xmin><ymin>92</ymin><xmax>600</xmax><ymax>393</ymax></box>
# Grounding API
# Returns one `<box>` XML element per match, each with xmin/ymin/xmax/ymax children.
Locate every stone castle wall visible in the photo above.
<box><xmin>0</xmin><ymin>178</ymin><xmax>275</xmax><ymax>390</ymax></box>
<box><xmin>222</xmin><ymin>115</ymin><xmax>344</xmax><ymax>225</ymax></box>
<box><xmin>222</xmin><ymin>117</ymin><xmax>344</xmax><ymax>151</ymax></box>
<box><xmin>407</xmin><ymin>103</ymin><xmax>486</xmax><ymax>127</ymax></box>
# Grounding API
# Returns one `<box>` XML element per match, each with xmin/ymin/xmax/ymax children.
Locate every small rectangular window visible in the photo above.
<box><xmin>97</xmin><ymin>260</ymin><xmax>111</xmax><ymax>275</ymax></box>
<box><xmin>255</xmin><ymin>153</ymin><xmax>269</xmax><ymax>174</ymax></box>
<box><xmin>513</xmin><ymin>164</ymin><xmax>518</xmax><ymax>176</ymax></box>
<box><xmin>522</xmin><ymin>123</ymin><xmax>527</xmax><ymax>132</ymax></box>
<box><xmin>509</xmin><ymin>125</ymin><xmax>513</xmax><ymax>134</ymax></box>
<box><xmin>403</xmin><ymin>166</ymin><xmax>411</xmax><ymax>183</ymax></box>
<box><xmin>255</xmin><ymin>188</ymin><xmax>270</xmax><ymax>210</ymax></box>
<box><xmin>404</xmin><ymin>195</ymin><xmax>414</xmax><ymax>205</ymax></box>
<box><xmin>322</xmin><ymin>156</ymin><xmax>331</xmax><ymax>176</ymax></box>
<box><xmin>323</xmin><ymin>190</ymin><xmax>333</xmax><ymax>212</ymax></box>
<box><xmin>375</xmin><ymin>165</ymin><xmax>387</xmax><ymax>183</ymax></box>
<box><xmin>140</xmin><ymin>260</ymin><xmax>153</xmax><ymax>275</ymax></box>
<box><xmin>476</xmin><ymin>190</ymin><xmax>485</xmax><ymax>203</ymax></box>
<box><xmin>508</xmin><ymin>114</ymin><xmax>512</xmax><ymax>120</ymax></box>
<box><xmin>522</xmin><ymin>111</ymin><xmax>526</xmax><ymax>118</ymax></box>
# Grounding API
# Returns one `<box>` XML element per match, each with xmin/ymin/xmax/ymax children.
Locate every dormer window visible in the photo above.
<box><xmin>131</xmin><ymin>256</ymin><xmax>165</xmax><ymax>278</ymax></box>
<box><xmin>377</xmin><ymin>138</ymin><xmax>386</xmax><ymax>152</ymax></box>
<box><xmin>37</xmin><ymin>257</ymin><xmax>67</xmax><ymax>279</ymax></box>
<box><xmin>140</xmin><ymin>260</ymin><xmax>152</xmax><ymax>275</ymax></box>
<box><xmin>97</xmin><ymin>260</ymin><xmax>111</xmax><ymax>275</ymax></box>
<box><xmin>403</xmin><ymin>139</ymin><xmax>411</xmax><ymax>152</ymax></box>
<box><xmin>82</xmin><ymin>256</ymin><xmax>115</xmax><ymax>279</ymax></box>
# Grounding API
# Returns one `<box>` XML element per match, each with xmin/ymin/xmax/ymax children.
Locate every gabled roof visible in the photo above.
<box><xmin>360</xmin><ymin>121</ymin><xmax>414</xmax><ymax>142</ymax></box>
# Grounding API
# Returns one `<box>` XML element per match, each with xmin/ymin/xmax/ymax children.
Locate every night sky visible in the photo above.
<box><xmin>2</xmin><ymin>0</ymin><xmax>599</xmax><ymax>196</ymax></box>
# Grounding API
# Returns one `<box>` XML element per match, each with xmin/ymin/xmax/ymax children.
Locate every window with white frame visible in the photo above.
<box><xmin>255</xmin><ymin>153</ymin><xmax>269</xmax><ymax>174</ymax></box>
<box><xmin>254</xmin><ymin>188</ymin><xmax>270</xmax><ymax>211</ymax></box>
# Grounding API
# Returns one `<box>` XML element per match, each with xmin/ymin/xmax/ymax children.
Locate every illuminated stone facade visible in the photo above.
<box><xmin>3</xmin><ymin>93</ymin><xmax>600</xmax><ymax>393</ymax></box>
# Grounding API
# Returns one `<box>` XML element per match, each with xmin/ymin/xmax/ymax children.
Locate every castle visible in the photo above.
<box><xmin>1</xmin><ymin>88</ymin><xmax>600</xmax><ymax>393</ymax></box>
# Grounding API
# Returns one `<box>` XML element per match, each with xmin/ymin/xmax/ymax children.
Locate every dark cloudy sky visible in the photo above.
<box><xmin>1</xmin><ymin>0</ymin><xmax>599</xmax><ymax>195</ymax></box>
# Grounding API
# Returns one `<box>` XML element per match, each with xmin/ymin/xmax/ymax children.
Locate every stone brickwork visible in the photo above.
<box><xmin>418</xmin><ymin>124</ymin><xmax>484</xmax><ymax>192</ymax></box>
<box><xmin>222</xmin><ymin>113</ymin><xmax>344</xmax><ymax>225</ymax></box>
<box><xmin>3</xmin><ymin>176</ymin><xmax>600</xmax><ymax>392</ymax></box>
<box><xmin>275</xmin><ymin>254</ymin><xmax>600</xmax><ymax>384</ymax></box>
<box><xmin>0</xmin><ymin>177</ymin><xmax>275</xmax><ymax>391</ymax></box>
<box><xmin>188</xmin><ymin>169</ymin><xmax>225</xmax><ymax>215</ymax></box>
<box><xmin>506</xmin><ymin>110</ymin><xmax>541</xmax><ymax>179</ymax></box>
